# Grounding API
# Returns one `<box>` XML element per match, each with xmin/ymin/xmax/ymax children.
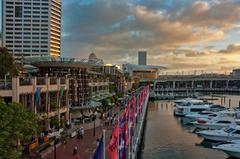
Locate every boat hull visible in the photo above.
<box><xmin>224</xmin><ymin>151</ymin><xmax>240</xmax><ymax>158</ymax></box>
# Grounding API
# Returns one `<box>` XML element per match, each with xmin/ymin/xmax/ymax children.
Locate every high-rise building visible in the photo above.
<box><xmin>138</xmin><ymin>50</ymin><xmax>147</xmax><ymax>65</ymax></box>
<box><xmin>2</xmin><ymin>0</ymin><xmax>62</xmax><ymax>58</ymax></box>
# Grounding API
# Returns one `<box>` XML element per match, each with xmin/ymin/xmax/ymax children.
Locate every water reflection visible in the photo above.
<box><xmin>140</xmin><ymin>100</ymin><xmax>228</xmax><ymax>159</ymax></box>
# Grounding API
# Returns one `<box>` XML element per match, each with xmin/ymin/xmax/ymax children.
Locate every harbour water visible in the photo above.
<box><xmin>140</xmin><ymin>95</ymin><xmax>240</xmax><ymax>159</ymax></box>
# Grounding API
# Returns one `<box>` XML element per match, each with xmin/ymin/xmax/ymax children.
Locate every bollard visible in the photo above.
<box><xmin>229</xmin><ymin>99</ymin><xmax>231</xmax><ymax>108</ymax></box>
<box><xmin>239</xmin><ymin>101</ymin><xmax>240</xmax><ymax>108</ymax></box>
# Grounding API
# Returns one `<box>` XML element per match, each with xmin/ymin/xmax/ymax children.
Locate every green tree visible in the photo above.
<box><xmin>0</xmin><ymin>99</ymin><xmax>39</xmax><ymax>159</ymax></box>
<box><xmin>0</xmin><ymin>47</ymin><xmax>18</xmax><ymax>78</ymax></box>
<box><xmin>50</xmin><ymin>116</ymin><xmax>59</xmax><ymax>128</ymax></box>
<box><xmin>101</xmin><ymin>98</ymin><xmax>109</xmax><ymax>111</ymax></box>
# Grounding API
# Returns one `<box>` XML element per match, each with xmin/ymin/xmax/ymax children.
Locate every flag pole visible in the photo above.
<box><xmin>103</xmin><ymin>129</ymin><xmax>106</xmax><ymax>159</ymax></box>
<box><xmin>128</xmin><ymin>103</ymin><xmax>131</xmax><ymax>159</ymax></box>
<box><xmin>117</xmin><ymin>114</ymin><xmax>119</xmax><ymax>159</ymax></box>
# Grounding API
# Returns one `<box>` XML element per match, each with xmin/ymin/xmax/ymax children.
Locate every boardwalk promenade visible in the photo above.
<box><xmin>42</xmin><ymin>107</ymin><xmax>120</xmax><ymax>159</ymax></box>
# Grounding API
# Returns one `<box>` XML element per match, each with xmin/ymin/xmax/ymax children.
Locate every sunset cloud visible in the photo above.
<box><xmin>62</xmin><ymin>0</ymin><xmax>240</xmax><ymax>73</ymax></box>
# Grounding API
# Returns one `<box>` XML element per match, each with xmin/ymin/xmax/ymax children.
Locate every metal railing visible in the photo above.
<box><xmin>37</xmin><ymin>78</ymin><xmax>46</xmax><ymax>85</ymax></box>
<box><xmin>50</xmin><ymin>78</ymin><xmax>57</xmax><ymax>85</ymax></box>
<box><xmin>0</xmin><ymin>79</ymin><xmax>12</xmax><ymax>90</ymax></box>
<box><xmin>19</xmin><ymin>78</ymin><xmax>32</xmax><ymax>86</ymax></box>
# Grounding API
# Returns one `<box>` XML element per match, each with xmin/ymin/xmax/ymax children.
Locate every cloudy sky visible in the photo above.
<box><xmin>63</xmin><ymin>0</ymin><xmax>239</xmax><ymax>73</ymax></box>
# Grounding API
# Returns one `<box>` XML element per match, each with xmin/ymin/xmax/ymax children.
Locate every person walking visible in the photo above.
<box><xmin>80</xmin><ymin>126</ymin><xmax>84</xmax><ymax>138</ymax></box>
<box><xmin>73</xmin><ymin>146</ymin><xmax>78</xmax><ymax>155</ymax></box>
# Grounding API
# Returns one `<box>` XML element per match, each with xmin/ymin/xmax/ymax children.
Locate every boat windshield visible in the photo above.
<box><xmin>199</xmin><ymin>112</ymin><xmax>212</xmax><ymax>115</ymax></box>
<box><xmin>224</xmin><ymin>127</ymin><xmax>236</xmax><ymax>133</ymax></box>
<box><xmin>178</xmin><ymin>102</ymin><xmax>191</xmax><ymax>106</ymax></box>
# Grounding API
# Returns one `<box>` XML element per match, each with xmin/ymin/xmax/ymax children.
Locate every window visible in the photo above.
<box><xmin>6</xmin><ymin>23</ymin><xmax>13</xmax><ymax>26</ymax></box>
<box><xmin>233</xmin><ymin>130</ymin><xmax>240</xmax><ymax>134</ymax></box>
<box><xmin>15</xmin><ymin>36</ymin><xmax>22</xmax><ymax>39</ymax></box>
<box><xmin>32</xmin><ymin>24</ymin><xmax>39</xmax><ymax>27</ymax></box>
<box><xmin>15</xmin><ymin>6</ymin><xmax>23</xmax><ymax>17</ymax></box>
<box><xmin>24</xmin><ymin>37</ymin><xmax>31</xmax><ymax>39</ymax></box>
<box><xmin>24</xmin><ymin>11</ymin><xmax>31</xmax><ymax>14</ymax></box>
<box><xmin>216</xmin><ymin>121</ymin><xmax>231</xmax><ymax>124</ymax></box>
<box><xmin>6</xmin><ymin>28</ymin><xmax>14</xmax><ymax>30</ymax></box>
<box><xmin>15</xmin><ymin>23</ymin><xmax>22</xmax><ymax>26</ymax></box>
<box><xmin>24</xmin><ymin>7</ymin><xmax>31</xmax><ymax>9</ymax></box>
<box><xmin>6</xmin><ymin>14</ymin><xmax>13</xmax><ymax>17</ymax></box>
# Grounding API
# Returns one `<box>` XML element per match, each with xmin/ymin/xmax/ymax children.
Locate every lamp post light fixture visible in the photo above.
<box><xmin>54</xmin><ymin>138</ymin><xmax>58</xmax><ymax>159</ymax></box>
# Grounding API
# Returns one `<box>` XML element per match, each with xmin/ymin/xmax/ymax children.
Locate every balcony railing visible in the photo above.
<box><xmin>0</xmin><ymin>79</ymin><xmax>12</xmax><ymax>90</ymax></box>
<box><xmin>19</xmin><ymin>78</ymin><xmax>32</xmax><ymax>86</ymax></box>
<box><xmin>37</xmin><ymin>78</ymin><xmax>46</xmax><ymax>85</ymax></box>
<box><xmin>60</xmin><ymin>78</ymin><xmax>66</xmax><ymax>84</ymax></box>
<box><xmin>50</xmin><ymin>78</ymin><xmax>57</xmax><ymax>85</ymax></box>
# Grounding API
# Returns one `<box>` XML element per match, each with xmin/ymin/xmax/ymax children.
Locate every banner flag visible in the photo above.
<box><xmin>92</xmin><ymin>135</ymin><xmax>104</xmax><ymax>159</ymax></box>
<box><xmin>35</xmin><ymin>87</ymin><xmax>42</xmax><ymax>107</ymax></box>
<box><xmin>107</xmin><ymin>121</ymin><xmax>119</xmax><ymax>159</ymax></box>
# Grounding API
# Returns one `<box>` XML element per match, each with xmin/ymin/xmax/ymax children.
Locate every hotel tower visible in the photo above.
<box><xmin>2</xmin><ymin>0</ymin><xmax>62</xmax><ymax>58</ymax></box>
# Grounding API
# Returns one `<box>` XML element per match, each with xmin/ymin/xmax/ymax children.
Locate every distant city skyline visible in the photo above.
<box><xmin>1</xmin><ymin>0</ymin><xmax>240</xmax><ymax>73</ymax></box>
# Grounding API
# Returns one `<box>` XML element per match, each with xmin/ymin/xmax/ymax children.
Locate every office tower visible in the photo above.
<box><xmin>138</xmin><ymin>50</ymin><xmax>147</xmax><ymax>65</ymax></box>
<box><xmin>2</xmin><ymin>0</ymin><xmax>61</xmax><ymax>58</ymax></box>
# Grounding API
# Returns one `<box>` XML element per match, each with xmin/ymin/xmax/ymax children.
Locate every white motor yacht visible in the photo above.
<box><xmin>192</xmin><ymin>117</ymin><xmax>237</xmax><ymax>130</ymax></box>
<box><xmin>197</xmin><ymin>126</ymin><xmax>240</xmax><ymax>142</ymax></box>
<box><xmin>213</xmin><ymin>143</ymin><xmax>240</xmax><ymax>158</ymax></box>
<box><xmin>174</xmin><ymin>99</ymin><xmax>211</xmax><ymax>117</ymax></box>
<box><xmin>185</xmin><ymin>111</ymin><xmax>218</xmax><ymax>120</ymax></box>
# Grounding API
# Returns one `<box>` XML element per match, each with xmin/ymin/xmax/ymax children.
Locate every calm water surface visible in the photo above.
<box><xmin>140</xmin><ymin>95</ymin><xmax>240</xmax><ymax>159</ymax></box>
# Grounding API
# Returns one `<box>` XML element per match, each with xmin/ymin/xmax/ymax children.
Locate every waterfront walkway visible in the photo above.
<box><xmin>42</xmin><ymin>107</ymin><xmax>120</xmax><ymax>159</ymax></box>
<box><xmin>43</xmin><ymin>126</ymin><xmax>112</xmax><ymax>159</ymax></box>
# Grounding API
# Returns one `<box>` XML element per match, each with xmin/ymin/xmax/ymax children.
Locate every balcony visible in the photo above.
<box><xmin>19</xmin><ymin>78</ymin><xmax>32</xmax><ymax>86</ymax></box>
<box><xmin>0</xmin><ymin>79</ymin><xmax>12</xmax><ymax>90</ymax></box>
<box><xmin>60</xmin><ymin>78</ymin><xmax>66</xmax><ymax>84</ymax></box>
<box><xmin>37</xmin><ymin>78</ymin><xmax>46</xmax><ymax>85</ymax></box>
<box><xmin>50</xmin><ymin>78</ymin><xmax>57</xmax><ymax>85</ymax></box>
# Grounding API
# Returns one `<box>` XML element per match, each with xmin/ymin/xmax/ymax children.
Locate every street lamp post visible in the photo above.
<box><xmin>93</xmin><ymin>115</ymin><xmax>96</xmax><ymax>136</ymax></box>
<box><xmin>54</xmin><ymin>139</ymin><xmax>57</xmax><ymax>159</ymax></box>
<box><xmin>54</xmin><ymin>137</ymin><xmax>59</xmax><ymax>159</ymax></box>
